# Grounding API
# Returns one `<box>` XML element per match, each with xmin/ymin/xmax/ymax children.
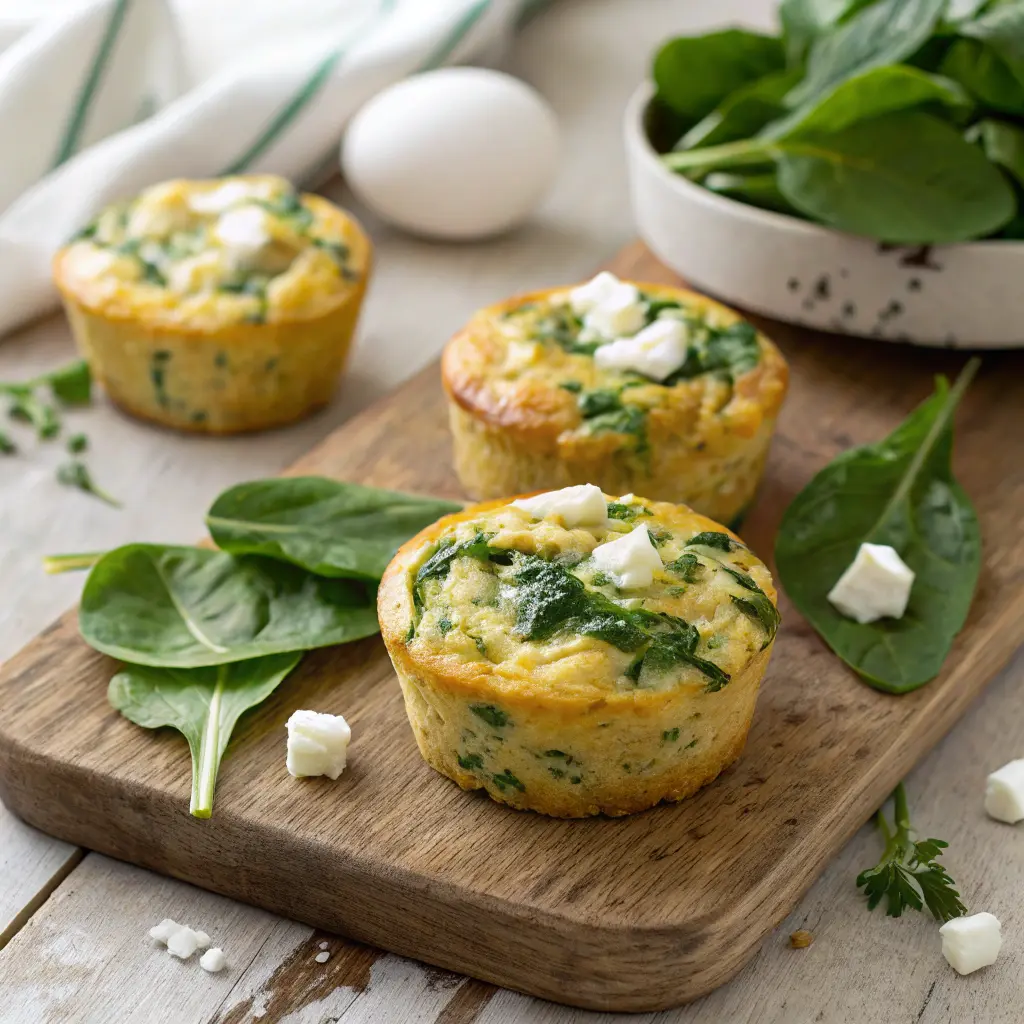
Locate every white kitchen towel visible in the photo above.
<box><xmin>0</xmin><ymin>0</ymin><xmax>546</xmax><ymax>337</ymax></box>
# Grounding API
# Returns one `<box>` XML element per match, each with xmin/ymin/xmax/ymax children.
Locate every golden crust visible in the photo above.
<box><xmin>378</xmin><ymin>493</ymin><xmax>778</xmax><ymax>817</ymax></box>
<box><xmin>441</xmin><ymin>282</ymin><xmax>788</xmax><ymax>523</ymax></box>
<box><xmin>52</xmin><ymin>181</ymin><xmax>371</xmax><ymax>433</ymax></box>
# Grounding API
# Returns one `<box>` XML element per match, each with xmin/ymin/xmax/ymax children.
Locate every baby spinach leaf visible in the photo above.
<box><xmin>654</xmin><ymin>30</ymin><xmax>785</xmax><ymax>124</ymax></box>
<box><xmin>779</xmin><ymin>0</ymin><xmax>875</xmax><ymax>63</ymax></box>
<box><xmin>968</xmin><ymin>118</ymin><xmax>1024</xmax><ymax>186</ymax></box>
<box><xmin>961</xmin><ymin>1</ymin><xmax>1024</xmax><ymax>89</ymax></box>
<box><xmin>109</xmin><ymin>652</ymin><xmax>301</xmax><ymax>818</ymax></box>
<box><xmin>703</xmin><ymin>171</ymin><xmax>797</xmax><ymax>214</ymax></box>
<box><xmin>786</xmin><ymin>0</ymin><xmax>948</xmax><ymax>108</ymax></box>
<box><xmin>679</xmin><ymin>69</ymin><xmax>801</xmax><ymax>150</ymax></box>
<box><xmin>775</xmin><ymin>360</ymin><xmax>981</xmax><ymax>693</ymax></box>
<box><xmin>206</xmin><ymin>477</ymin><xmax>461</xmax><ymax>580</ymax></box>
<box><xmin>776</xmin><ymin>111</ymin><xmax>1016</xmax><ymax>243</ymax></box>
<box><xmin>639</xmin><ymin>614</ymin><xmax>732</xmax><ymax>692</ymax></box>
<box><xmin>764</xmin><ymin>65</ymin><xmax>971</xmax><ymax>140</ymax></box>
<box><xmin>80</xmin><ymin>545</ymin><xmax>379</xmax><ymax>668</ymax></box>
<box><xmin>940</xmin><ymin>38</ymin><xmax>1024</xmax><ymax>115</ymax></box>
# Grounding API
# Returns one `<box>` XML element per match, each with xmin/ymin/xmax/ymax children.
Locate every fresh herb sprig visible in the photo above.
<box><xmin>57</xmin><ymin>460</ymin><xmax>120</xmax><ymax>507</ymax></box>
<box><xmin>651</xmin><ymin>0</ymin><xmax>1024</xmax><ymax>243</ymax></box>
<box><xmin>856</xmin><ymin>782</ymin><xmax>966</xmax><ymax>922</ymax></box>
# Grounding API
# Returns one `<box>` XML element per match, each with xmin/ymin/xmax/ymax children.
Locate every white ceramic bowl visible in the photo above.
<box><xmin>624</xmin><ymin>83</ymin><xmax>1023</xmax><ymax>349</ymax></box>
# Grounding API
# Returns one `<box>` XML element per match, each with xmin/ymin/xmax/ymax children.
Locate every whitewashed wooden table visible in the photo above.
<box><xmin>2</xmin><ymin>1</ymin><xmax>1022</xmax><ymax>1021</ymax></box>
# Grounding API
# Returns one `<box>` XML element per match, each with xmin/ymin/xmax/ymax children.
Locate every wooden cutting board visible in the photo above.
<box><xmin>1</xmin><ymin>243</ymin><xmax>1022</xmax><ymax>1013</ymax></box>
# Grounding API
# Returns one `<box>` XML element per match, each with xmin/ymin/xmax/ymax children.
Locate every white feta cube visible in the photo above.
<box><xmin>940</xmin><ymin>913</ymin><xmax>1002</xmax><ymax>975</ymax></box>
<box><xmin>192</xmin><ymin>930</ymin><xmax>211</xmax><ymax>950</ymax></box>
<box><xmin>985</xmin><ymin>759</ymin><xmax>1024</xmax><ymax>824</ymax></box>
<box><xmin>73</xmin><ymin>247</ymin><xmax>119</xmax><ymax>280</ymax></box>
<box><xmin>568</xmin><ymin>271</ymin><xmax>622</xmax><ymax>313</ymax></box>
<box><xmin>315</xmin><ymin>950</ymin><xmax>331</xmax><ymax>963</ymax></box>
<box><xmin>593</xmin><ymin>318</ymin><xmax>689</xmax><ymax>381</ymax></box>
<box><xmin>511</xmin><ymin>484</ymin><xmax>607</xmax><ymax>527</ymax></box>
<box><xmin>148</xmin><ymin>919</ymin><xmax>179</xmax><ymax>946</ymax></box>
<box><xmin>287</xmin><ymin>710</ymin><xmax>351</xmax><ymax>780</ymax></box>
<box><xmin>200</xmin><ymin>947</ymin><xmax>227</xmax><ymax>973</ymax></box>
<box><xmin>591</xmin><ymin>525</ymin><xmax>662</xmax><ymax>589</ymax></box>
<box><xmin>585</xmin><ymin>290</ymin><xmax>645</xmax><ymax>339</ymax></box>
<box><xmin>214</xmin><ymin>205</ymin><xmax>271</xmax><ymax>256</ymax></box>
<box><xmin>167</xmin><ymin>927</ymin><xmax>201</xmax><ymax>960</ymax></box>
<box><xmin>826</xmin><ymin>542</ymin><xmax>915</xmax><ymax>624</ymax></box>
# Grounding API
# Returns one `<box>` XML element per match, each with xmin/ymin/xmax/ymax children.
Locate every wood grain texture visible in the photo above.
<box><xmin>1</xmin><ymin>244</ymin><xmax>1022</xmax><ymax>1012</ymax></box>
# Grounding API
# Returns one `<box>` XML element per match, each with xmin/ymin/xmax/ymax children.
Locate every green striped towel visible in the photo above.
<box><xmin>0</xmin><ymin>0</ymin><xmax>545</xmax><ymax>336</ymax></box>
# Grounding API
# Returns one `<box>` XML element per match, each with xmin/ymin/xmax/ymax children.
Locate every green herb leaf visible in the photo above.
<box><xmin>46</xmin><ymin>359</ymin><xmax>92</xmax><ymax>405</ymax></box>
<box><xmin>56</xmin><ymin>460</ymin><xmax>120</xmax><ymax>507</ymax></box>
<box><xmin>10</xmin><ymin>393</ymin><xmax>60</xmax><ymax>439</ymax></box>
<box><xmin>779</xmin><ymin>0</ymin><xmax>874</xmax><ymax>64</ymax></box>
<box><xmin>775</xmin><ymin>111</ymin><xmax>1016</xmax><ymax>244</ymax></box>
<box><xmin>856</xmin><ymin>782</ymin><xmax>966</xmax><ymax>922</ymax></box>
<box><xmin>66</xmin><ymin>433</ymin><xmax>89</xmax><ymax>454</ymax></box>
<box><xmin>206</xmin><ymin>477</ymin><xmax>461</xmax><ymax>580</ymax></box>
<box><xmin>786</xmin><ymin>0</ymin><xmax>948</xmax><ymax>108</ymax></box>
<box><xmin>0</xmin><ymin>431</ymin><xmax>15</xmax><ymax>455</ymax></box>
<box><xmin>764</xmin><ymin>65</ymin><xmax>971</xmax><ymax>141</ymax></box>
<box><xmin>679</xmin><ymin>68</ymin><xmax>801</xmax><ymax>150</ymax></box>
<box><xmin>654</xmin><ymin>30</ymin><xmax>785</xmax><ymax>123</ymax></box>
<box><xmin>606</xmin><ymin>502</ymin><xmax>653</xmax><ymax>522</ymax></box>
<box><xmin>109</xmin><ymin>652</ymin><xmax>301</xmax><ymax>818</ymax></box>
<box><xmin>968</xmin><ymin>118</ymin><xmax>1024</xmax><ymax>186</ymax></box>
<box><xmin>961</xmin><ymin>1</ymin><xmax>1024</xmax><ymax>91</ymax></box>
<box><xmin>775</xmin><ymin>360</ymin><xmax>981</xmax><ymax>693</ymax></box>
<box><xmin>80</xmin><ymin>545</ymin><xmax>379</xmax><ymax>668</ymax></box>
<box><xmin>940</xmin><ymin>38</ymin><xmax>1024</xmax><ymax>116</ymax></box>
<box><xmin>470</xmin><ymin>704</ymin><xmax>510</xmax><ymax>728</ymax></box>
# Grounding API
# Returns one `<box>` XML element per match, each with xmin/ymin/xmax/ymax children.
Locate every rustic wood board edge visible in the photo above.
<box><xmin>0</xmin><ymin>242</ymin><xmax>1021</xmax><ymax>1011</ymax></box>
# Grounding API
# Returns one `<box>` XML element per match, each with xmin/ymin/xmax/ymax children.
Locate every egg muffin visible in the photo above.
<box><xmin>442</xmin><ymin>273</ymin><xmax>788</xmax><ymax>526</ymax></box>
<box><xmin>378</xmin><ymin>484</ymin><xmax>779</xmax><ymax>817</ymax></box>
<box><xmin>53</xmin><ymin>175</ymin><xmax>371</xmax><ymax>433</ymax></box>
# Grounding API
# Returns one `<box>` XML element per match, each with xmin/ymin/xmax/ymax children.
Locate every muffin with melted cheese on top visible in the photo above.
<box><xmin>53</xmin><ymin>175</ymin><xmax>371</xmax><ymax>433</ymax></box>
<box><xmin>378</xmin><ymin>484</ymin><xmax>779</xmax><ymax>817</ymax></box>
<box><xmin>442</xmin><ymin>273</ymin><xmax>788</xmax><ymax>526</ymax></box>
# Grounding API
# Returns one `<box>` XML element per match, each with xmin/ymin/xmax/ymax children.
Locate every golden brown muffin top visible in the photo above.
<box><xmin>53</xmin><ymin>175</ymin><xmax>369</xmax><ymax>330</ymax></box>
<box><xmin>381</xmin><ymin>490</ymin><xmax>779</xmax><ymax>708</ymax></box>
<box><xmin>442</xmin><ymin>278</ymin><xmax>788</xmax><ymax>458</ymax></box>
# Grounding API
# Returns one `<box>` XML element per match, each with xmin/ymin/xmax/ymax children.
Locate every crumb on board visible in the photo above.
<box><xmin>790</xmin><ymin>929</ymin><xmax>813</xmax><ymax>949</ymax></box>
<box><xmin>315</xmin><ymin>950</ymin><xmax>331</xmax><ymax>964</ymax></box>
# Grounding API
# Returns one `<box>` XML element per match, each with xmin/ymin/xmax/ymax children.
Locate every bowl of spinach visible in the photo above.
<box><xmin>624</xmin><ymin>0</ymin><xmax>1024</xmax><ymax>348</ymax></box>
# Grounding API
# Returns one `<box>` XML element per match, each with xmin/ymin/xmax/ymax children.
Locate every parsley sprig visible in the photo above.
<box><xmin>856</xmin><ymin>783</ymin><xmax>966</xmax><ymax>923</ymax></box>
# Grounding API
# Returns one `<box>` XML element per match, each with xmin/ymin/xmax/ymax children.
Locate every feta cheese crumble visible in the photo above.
<box><xmin>593</xmin><ymin>318</ymin><xmax>689</xmax><ymax>381</ymax></box>
<box><xmin>315</xmin><ymin>950</ymin><xmax>331</xmax><ymax>963</ymax></box>
<box><xmin>214</xmin><ymin>205</ymin><xmax>271</xmax><ymax>256</ymax></box>
<box><xmin>200</xmin><ymin>947</ymin><xmax>228</xmax><ymax>973</ymax></box>
<box><xmin>148</xmin><ymin>919</ymin><xmax>179</xmax><ymax>946</ymax></box>
<box><xmin>985</xmin><ymin>759</ymin><xmax>1024</xmax><ymax>824</ymax></box>
<box><xmin>939</xmin><ymin>912</ymin><xmax>1002</xmax><ymax>975</ymax></box>
<box><xmin>188</xmin><ymin>180</ymin><xmax>273</xmax><ymax>214</ymax></box>
<box><xmin>511</xmin><ymin>484</ymin><xmax>607</xmax><ymax>527</ymax></box>
<box><xmin>286</xmin><ymin>710</ymin><xmax>351</xmax><ymax>780</ymax></box>
<box><xmin>591</xmin><ymin>524</ymin><xmax>663</xmax><ymax>589</ymax></box>
<box><xmin>568</xmin><ymin>271</ymin><xmax>645</xmax><ymax>338</ymax></box>
<box><xmin>167</xmin><ymin>927</ymin><xmax>202</xmax><ymax>960</ymax></box>
<box><xmin>826</xmin><ymin>542</ymin><xmax>915</xmax><ymax>624</ymax></box>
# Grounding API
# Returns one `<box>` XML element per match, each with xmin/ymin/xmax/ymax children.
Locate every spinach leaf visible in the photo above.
<box><xmin>775</xmin><ymin>360</ymin><xmax>981</xmax><ymax>693</ymax></box>
<box><xmin>662</xmin><ymin>322</ymin><xmax>761</xmax><ymax>385</ymax></box>
<box><xmin>666</xmin><ymin>552</ymin><xmax>704</xmax><ymax>582</ymax></box>
<box><xmin>576</xmin><ymin>388</ymin><xmax>649</xmax><ymax>451</ymax></box>
<box><xmin>961</xmin><ymin>1</ymin><xmax>1024</xmax><ymax>89</ymax></box>
<box><xmin>764</xmin><ymin>65</ymin><xmax>971</xmax><ymax>140</ymax></box>
<box><xmin>679</xmin><ymin>69</ymin><xmax>801</xmax><ymax>150</ymax></box>
<box><xmin>109</xmin><ymin>652</ymin><xmax>301</xmax><ymax>818</ymax></box>
<box><xmin>703</xmin><ymin>171</ymin><xmax>798</xmax><ymax>214</ymax></box>
<box><xmin>779</xmin><ymin>0</ymin><xmax>875</xmax><ymax>63</ymax></box>
<box><xmin>968</xmin><ymin>118</ymin><xmax>1024</xmax><ymax>186</ymax></box>
<box><xmin>80</xmin><ymin>545</ymin><xmax>379</xmax><ymax>668</ymax></box>
<box><xmin>786</xmin><ymin>0</ymin><xmax>948</xmax><ymax>108</ymax></box>
<box><xmin>940</xmin><ymin>38</ymin><xmax>1024</xmax><ymax>115</ymax></box>
<box><xmin>206</xmin><ymin>477</ymin><xmax>461</xmax><ymax>580</ymax></box>
<box><xmin>687</xmin><ymin>531</ymin><xmax>741</xmax><ymax>551</ymax></box>
<box><xmin>654</xmin><ymin>30</ymin><xmax>785</xmax><ymax>123</ymax></box>
<box><xmin>640</xmin><ymin>614</ymin><xmax>732</xmax><ymax>692</ymax></box>
<box><xmin>776</xmin><ymin>111</ymin><xmax>1016</xmax><ymax>244</ymax></box>
<box><xmin>46</xmin><ymin>360</ymin><xmax>92</xmax><ymax>405</ymax></box>
<box><xmin>606</xmin><ymin>502</ymin><xmax>653</xmax><ymax>522</ymax></box>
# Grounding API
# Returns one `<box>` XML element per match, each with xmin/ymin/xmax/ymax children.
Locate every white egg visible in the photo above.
<box><xmin>341</xmin><ymin>68</ymin><xmax>560</xmax><ymax>241</ymax></box>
